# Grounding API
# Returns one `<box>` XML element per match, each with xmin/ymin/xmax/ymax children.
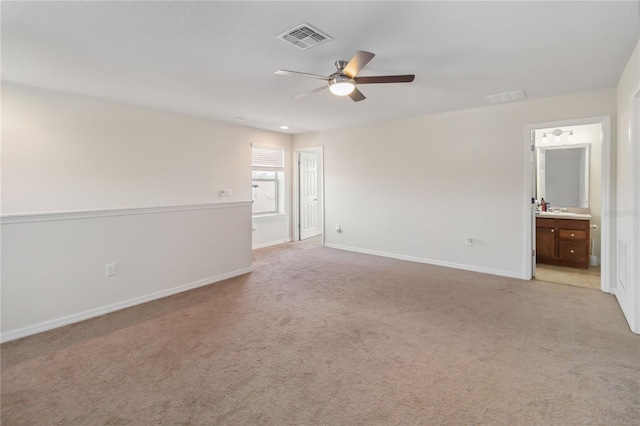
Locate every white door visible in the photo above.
<box><xmin>616</xmin><ymin>89</ymin><xmax>640</xmax><ymax>334</ymax></box>
<box><xmin>299</xmin><ymin>151</ymin><xmax>319</xmax><ymax>240</ymax></box>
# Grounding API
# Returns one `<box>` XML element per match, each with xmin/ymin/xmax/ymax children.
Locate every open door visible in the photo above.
<box><xmin>615</xmin><ymin>87</ymin><xmax>640</xmax><ymax>334</ymax></box>
<box><xmin>531</xmin><ymin>130</ymin><xmax>537</xmax><ymax>278</ymax></box>
<box><xmin>299</xmin><ymin>151</ymin><xmax>320</xmax><ymax>240</ymax></box>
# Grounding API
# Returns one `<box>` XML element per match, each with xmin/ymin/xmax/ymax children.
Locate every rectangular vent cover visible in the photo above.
<box><xmin>278</xmin><ymin>23</ymin><xmax>331</xmax><ymax>50</ymax></box>
<box><xmin>485</xmin><ymin>90</ymin><xmax>527</xmax><ymax>104</ymax></box>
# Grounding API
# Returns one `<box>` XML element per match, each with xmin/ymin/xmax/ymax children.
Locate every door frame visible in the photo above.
<box><xmin>626</xmin><ymin>83</ymin><xmax>640</xmax><ymax>332</ymax></box>
<box><xmin>523</xmin><ymin>116</ymin><xmax>612</xmax><ymax>293</ymax></box>
<box><xmin>293</xmin><ymin>146</ymin><xmax>325</xmax><ymax>244</ymax></box>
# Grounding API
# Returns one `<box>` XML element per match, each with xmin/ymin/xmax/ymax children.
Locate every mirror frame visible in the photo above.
<box><xmin>536</xmin><ymin>143</ymin><xmax>590</xmax><ymax>208</ymax></box>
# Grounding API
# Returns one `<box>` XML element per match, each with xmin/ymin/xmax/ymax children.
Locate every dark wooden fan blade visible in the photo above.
<box><xmin>293</xmin><ymin>85</ymin><xmax>328</xmax><ymax>99</ymax></box>
<box><xmin>349</xmin><ymin>87</ymin><xmax>366</xmax><ymax>102</ymax></box>
<box><xmin>342</xmin><ymin>51</ymin><xmax>375</xmax><ymax>78</ymax></box>
<box><xmin>355</xmin><ymin>75</ymin><xmax>415</xmax><ymax>84</ymax></box>
<box><xmin>275</xmin><ymin>70</ymin><xmax>329</xmax><ymax>80</ymax></box>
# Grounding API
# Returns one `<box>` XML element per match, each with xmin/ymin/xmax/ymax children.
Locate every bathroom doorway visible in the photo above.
<box><xmin>524</xmin><ymin>116</ymin><xmax>612</xmax><ymax>293</ymax></box>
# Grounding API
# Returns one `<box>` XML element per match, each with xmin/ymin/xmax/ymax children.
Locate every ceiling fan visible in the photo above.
<box><xmin>275</xmin><ymin>50</ymin><xmax>415</xmax><ymax>102</ymax></box>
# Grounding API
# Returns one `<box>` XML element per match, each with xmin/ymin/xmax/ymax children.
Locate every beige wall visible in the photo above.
<box><xmin>294</xmin><ymin>89</ymin><xmax>617</xmax><ymax>278</ymax></box>
<box><xmin>1</xmin><ymin>83</ymin><xmax>291</xmax><ymax>340</ymax></box>
<box><xmin>2</xmin><ymin>83</ymin><xmax>291</xmax><ymax>214</ymax></box>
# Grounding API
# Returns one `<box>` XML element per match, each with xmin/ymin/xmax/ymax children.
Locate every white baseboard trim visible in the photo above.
<box><xmin>325</xmin><ymin>243</ymin><xmax>526</xmax><ymax>280</ymax></box>
<box><xmin>252</xmin><ymin>239</ymin><xmax>291</xmax><ymax>250</ymax></box>
<box><xmin>0</xmin><ymin>266</ymin><xmax>253</xmax><ymax>343</ymax></box>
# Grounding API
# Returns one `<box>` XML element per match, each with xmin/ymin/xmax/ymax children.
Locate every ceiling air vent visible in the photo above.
<box><xmin>278</xmin><ymin>23</ymin><xmax>332</xmax><ymax>50</ymax></box>
<box><xmin>485</xmin><ymin>90</ymin><xmax>526</xmax><ymax>104</ymax></box>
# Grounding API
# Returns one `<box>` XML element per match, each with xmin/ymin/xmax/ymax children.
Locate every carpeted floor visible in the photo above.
<box><xmin>2</xmin><ymin>240</ymin><xmax>639</xmax><ymax>425</ymax></box>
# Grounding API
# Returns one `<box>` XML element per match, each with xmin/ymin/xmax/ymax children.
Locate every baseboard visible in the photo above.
<box><xmin>252</xmin><ymin>239</ymin><xmax>291</xmax><ymax>250</ymax></box>
<box><xmin>0</xmin><ymin>266</ymin><xmax>254</xmax><ymax>343</ymax></box>
<box><xmin>325</xmin><ymin>243</ymin><xmax>526</xmax><ymax>280</ymax></box>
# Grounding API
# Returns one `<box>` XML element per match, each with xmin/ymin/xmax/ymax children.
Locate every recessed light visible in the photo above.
<box><xmin>280</xmin><ymin>125</ymin><xmax>289</xmax><ymax>130</ymax></box>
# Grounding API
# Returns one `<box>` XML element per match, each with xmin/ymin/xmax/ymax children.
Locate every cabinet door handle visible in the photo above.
<box><xmin>571</xmin><ymin>233</ymin><xmax>575</xmax><ymax>237</ymax></box>
<box><xmin>551</xmin><ymin>229</ymin><xmax>554</xmax><ymax>233</ymax></box>
<box><xmin>570</xmin><ymin>249</ymin><xmax>575</xmax><ymax>254</ymax></box>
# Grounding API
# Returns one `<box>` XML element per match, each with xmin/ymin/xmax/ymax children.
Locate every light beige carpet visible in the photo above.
<box><xmin>2</xmin><ymin>240</ymin><xmax>639</xmax><ymax>425</ymax></box>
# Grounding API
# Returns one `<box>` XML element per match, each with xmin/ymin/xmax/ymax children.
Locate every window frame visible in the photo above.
<box><xmin>251</xmin><ymin>146</ymin><xmax>285</xmax><ymax>217</ymax></box>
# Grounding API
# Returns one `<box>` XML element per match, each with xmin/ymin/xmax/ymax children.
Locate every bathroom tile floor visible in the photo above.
<box><xmin>535</xmin><ymin>263</ymin><xmax>601</xmax><ymax>290</ymax></box>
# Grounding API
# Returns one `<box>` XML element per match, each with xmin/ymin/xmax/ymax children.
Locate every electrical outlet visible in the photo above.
<box><xmin>466</xmin><ymin>237</ymin><xmax>473</xmax><ymax>246</ymax></box>
<box><xmin>225</xmin><ymin>189</ymin><xmax>232</xmax><ymax>197</ymax></box>
<box><xmin>219</xmin><ymin>190</ymin><xmax>226</xmax><ymax>197</ymax></box>
<box><xmin>105</xmin><ymin>263</ymin><xmax>116</xmax><ymax>277</ymax></box>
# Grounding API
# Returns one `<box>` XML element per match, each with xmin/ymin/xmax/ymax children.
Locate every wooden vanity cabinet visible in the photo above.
<box><xmin>536</xmin><ymin>217</ymin><xmax>590</xmax><ymax>269</ymax></box>
<box><xmin>536</xmin><ymin>218</ymin><xmax>556</xmax><ymax>259</ymax></box>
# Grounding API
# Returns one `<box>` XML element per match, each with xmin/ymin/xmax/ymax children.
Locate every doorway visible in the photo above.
<box><xmin>524</xmin><ymin>116</ymin><xmax>612</xmax><ymax>293</ymax></box>
<box><xmin>293</xmin><ymin>146</ymin><xmax>324</xmax><ymax>243</ymax></box>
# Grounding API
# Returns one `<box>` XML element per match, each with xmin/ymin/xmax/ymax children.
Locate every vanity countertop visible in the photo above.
<box><xmin>536</xmin><ymin>211</ymin><xmax>592</xmax><ymax>220</ymax></box>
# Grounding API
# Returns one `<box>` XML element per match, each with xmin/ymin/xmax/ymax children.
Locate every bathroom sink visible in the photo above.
<box><xmin>536</xmin><ymin>211</ymin><xmax>592</xmax><ymax>220</ymax></box>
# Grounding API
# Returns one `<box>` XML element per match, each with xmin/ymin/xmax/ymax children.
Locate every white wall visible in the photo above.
<box><xmin>1</xmin><ymin>83</ymin><xmax>290</xmax><ymax>341</ymax></box>
<box><xmin>2</xmin><ymin>83</ymin><xmax>293</xmax><ymax>213</ymax></box>
<box><xmin>615</xmin><ymin>39</ymin><xmax>640</xmax><ymax>333</ymax></box>
<box><xmin>1</xmin><ymin>204</ymin><xmax>252</xmax><ymax>340</ymax></box>
<box><xmin>294</xmin><ymin>89</ymin><xmax>616</xmax><ymax>278</ymax></box>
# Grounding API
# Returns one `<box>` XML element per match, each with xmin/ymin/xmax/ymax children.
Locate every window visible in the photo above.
<box><xmin>252</xmin><ymin>170</ymin><xmax>278</xmax><ymax>214</ymax></box>
<box><xmin>252</xmin><ymin>147</ymin><xmax>284</xmax><ymax>215</ymax></box>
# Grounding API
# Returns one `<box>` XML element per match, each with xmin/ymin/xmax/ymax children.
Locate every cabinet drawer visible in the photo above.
<box><xmin>536</xmin><ymin>218</ymin><xmax>555</xmax><ymax>228</ymax></box>
<box><xmin>559</xmin><ymin>229</ymin><xmax>588</xmax><ymax>240</ymax></box>
<box><xmin>559</xmin><ymin>241</ymin><xmax>588</xmax><ymax>262</ymax></box>
<box><xmin>556</xmin><ymin>219</ymin><xmax>589</xmax><ymax>230</ymax></box>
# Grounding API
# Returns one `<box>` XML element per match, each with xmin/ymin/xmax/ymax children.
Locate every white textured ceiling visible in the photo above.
<box><xmin>2</xmin><ymin>1</ymin><xmax>639</xmax><ymax>134</ymax></box>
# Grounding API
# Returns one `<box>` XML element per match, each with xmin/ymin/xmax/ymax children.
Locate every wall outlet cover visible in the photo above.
<box><xmin>105</xmin><ymin>263</ymin><xmax>116</xmax><ymax>277</ymax></box>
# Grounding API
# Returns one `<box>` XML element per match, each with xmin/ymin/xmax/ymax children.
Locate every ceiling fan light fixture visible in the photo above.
<box><xmin>329</xmin><ymin>75</ymin><xmax>355</xmax><ymax>96</ymax></box>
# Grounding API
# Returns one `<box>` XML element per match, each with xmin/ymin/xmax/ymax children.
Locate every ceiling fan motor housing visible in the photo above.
<box><xmin>335</xmin><ymin>60</ymin><xmax>349</xmax><ymax>72</ymax></box>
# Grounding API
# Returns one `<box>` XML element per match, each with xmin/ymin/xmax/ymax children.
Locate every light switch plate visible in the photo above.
<box><xmin>106</xmin><ymin>263</ymin><xmax>116</xmax><ymax>277</ymax></box>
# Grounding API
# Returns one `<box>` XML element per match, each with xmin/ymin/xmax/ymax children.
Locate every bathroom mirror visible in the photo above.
<box><xmin>536</xmin><ymin>144</ymin><xmax>590</xmax><ymax>208</ymax></box>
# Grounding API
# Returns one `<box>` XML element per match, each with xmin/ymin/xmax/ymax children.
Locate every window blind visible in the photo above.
<box><xmin>252</xmin><ymin>147</ymin><xmax>284</xmax><ymax>169</ymax></box>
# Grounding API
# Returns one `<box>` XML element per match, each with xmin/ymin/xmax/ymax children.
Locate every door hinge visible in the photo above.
<box><xmin>532</xmin><ymin>249</ymin><xmax>536</xmax><ymax>257</ymax></box>
<box><xmin>531</xmin><ymin>144</ymin><xmax>536</xmax><ymax>152</ymax></box>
